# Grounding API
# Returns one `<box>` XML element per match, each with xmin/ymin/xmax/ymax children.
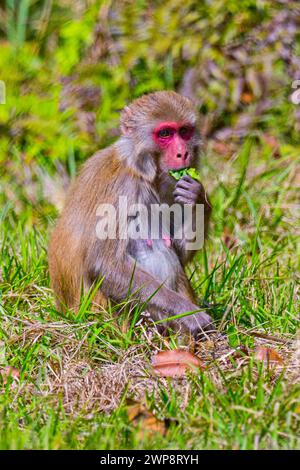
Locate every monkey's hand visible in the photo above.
<box><xmin>172</xmin><ymin>174</ymin><xmax>212</xmax><ymax>263</ymax></box>
<box><xmin>177</xmin><ymin>309</ymin><xmax>214</xmax><ymax>341</ymax></box>
<box><xmin>173</xmin><ymin>174</ymin><xmax>208</xmax><ymax>206</ymax></box>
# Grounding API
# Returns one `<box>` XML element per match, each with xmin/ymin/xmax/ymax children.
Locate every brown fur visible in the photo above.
<box><xmin>49</xmin><ymin>91</ymin><xmax>212</xmax><ymax>336</ymax></box>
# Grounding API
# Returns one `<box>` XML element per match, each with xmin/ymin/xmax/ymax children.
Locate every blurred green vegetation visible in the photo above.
<box><xmin>0</xmin><ymin>0</ymin><xmax>299</xmax><ymax>231</ymax></box>
<box><xmin>0</xmin><ymin>0</ymin><xmax>299</xmax><ymax>450</ymax></box>
<box><xmin>0</xmin><ymin>0</ymin><xmax>299</xmax><ymax>168</ymax></box>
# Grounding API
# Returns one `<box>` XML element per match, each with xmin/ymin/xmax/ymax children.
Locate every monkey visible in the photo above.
<box><xmin>48</xmin><ymin>91</ymin><xmax>213</xmax><ymax>339</ymax></box>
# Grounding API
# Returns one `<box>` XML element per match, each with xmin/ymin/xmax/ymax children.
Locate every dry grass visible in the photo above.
<box><xmin>4</xmin><ymin>315</ymin><xmax>295</xmax><ymax>417</ymax></box>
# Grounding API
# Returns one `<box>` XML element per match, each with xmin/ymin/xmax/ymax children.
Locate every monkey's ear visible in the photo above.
<box><xmin>120</xmin><ymin>124</ymin><xmax>133</xmax><ymax>136</ymax></box>
<box><xmin>120</xmin><ymin>106</ymin><xmax>134</xmax><ymax>136</ymax></box>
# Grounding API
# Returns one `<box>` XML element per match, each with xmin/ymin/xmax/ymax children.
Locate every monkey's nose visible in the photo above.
<box><xmin>184</xmin><ymin>151</ymin><xmax>189</xmax><ymax>160</ymax></box>
<box><xmin>177</xmin><ymin>153</ymin><xmax>182</xmax><ymax>158</ymax></box>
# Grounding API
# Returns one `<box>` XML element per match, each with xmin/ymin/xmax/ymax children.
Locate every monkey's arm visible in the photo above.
<box><xmin>86</xmin><ymin>244</ymin><xmax>213</xmax><ymax>338</ymax></box>
<box><xmin>173</xmin><ymin>175</ymin><xmax>212</xmax><ymax>264</ymax></box>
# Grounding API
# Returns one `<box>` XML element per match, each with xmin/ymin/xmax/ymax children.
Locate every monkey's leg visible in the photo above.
<box><xmin>87</xmin><ymin>254</ymin><xmax>213</xmax><ymax>338</ymax></box>
<box><xmin>90</xmin><ymin>290</ymin><xmax>108</xmax><ymax>311</ymax></box>
<box><xmin>50</xmin><ymin>267</ymin><xmax>81</xmax><ymax>313</ymax></box>
<box><xmin>81</xmin><ymin>277</ymin><xmax>108</xmax><ymax>312</ymax></box>
<box><xmin>176</xmin><ymin>271</ymin><xmax>197</xmax><ymax>303</ymax></box>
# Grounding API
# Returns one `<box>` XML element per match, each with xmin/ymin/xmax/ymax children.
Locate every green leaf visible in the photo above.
<box><xmin>169</xmin><ymin>167</ymin><xmax>201</xmax><ymax>181</ymax></box>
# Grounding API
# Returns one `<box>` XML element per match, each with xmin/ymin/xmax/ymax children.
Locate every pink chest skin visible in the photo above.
<box><xmin>146</xmin><ymin>236</ymin><xmax>172</xmax><ymax>249</ymax></box>
<box><xmin>152</xmin><ymin>121</ymin><xmax>195</xmax><ymax>170</ymax></box>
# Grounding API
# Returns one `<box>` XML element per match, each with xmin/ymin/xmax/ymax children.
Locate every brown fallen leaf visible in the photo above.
<box><xmin>127</xmin><ymin>402</ymin><xmax>144</xmax><ymax>422</ymax></box>
<box><xmin>254</xmin><ymin>346</ymin><xmax>284</xmax><ymax>366</ymax></box>
<box><xmin>152</xmin><ymin>349</ymin><xmax>203</xmax><ymax>377</ymax></box>
<box><xmin>126</xmin><ymin>402</ymin><xmax>167</xmax><ymax>438</ymax></box>
<box><xmin>138</xmin><ymin>415</ymin><xmax>166</xmax><ymax>438</ymax></box>
<box><xmin>0</xmin><ymin>366</ymin><xmax>20</xmax><ymax>385</ymax></box>
<box><xmin>241</xmin><ymin>91</ymin><xmax>254</xmax><ymax>104</ymax></box>
<box><xmin>232</xmin><ymin>345</ymin><xmax>250</xmax><ymax>358</ymax></box>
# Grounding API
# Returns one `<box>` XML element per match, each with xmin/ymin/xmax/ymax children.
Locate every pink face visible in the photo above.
<box><xmin>152</xmin><ymin>121</ymin><xmax>195</xmax><ymax>170</ymax></box>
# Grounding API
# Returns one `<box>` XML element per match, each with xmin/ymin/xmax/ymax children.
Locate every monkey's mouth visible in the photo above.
<box><xmin>169</xmin><ymin>164</ymin><xmax>190</xmax><ymax>171</ymax></box>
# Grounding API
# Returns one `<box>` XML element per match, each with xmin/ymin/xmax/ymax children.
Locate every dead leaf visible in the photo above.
<box><xmin>139</xmin><ymin>415</ymin><xmax>166</xmax><ymax>437</ymax></box>
<box><xmin>0</xmin><ymin>366</ymin><xmax>20</xmax><ymax>385</ymax></box>
<box><xmin>254</xmin><ymin>346</ymin><xmax>284</xmax><ymax>365</ymax></box>
<box><xmin>127</xmin><ymin>402</ymin><xmax>144</xmax><ymax>421</ymax></box>
<box><xmin>232</xmin><ymin>345</ymin><xmax>250</xmax><ymax>358</ymax></box>
<box><xmin>126</xmin><ymin>402</ymin><xmax>167</xmax><ymax>438</ymax></box>
<box><xmin>241</xmin><ymin>91</ymin><xmax>254</xmax><ymax>104</ymax></box>
<box><xmin>152</xmin><ymin>349</ymin><xmax>203</xmax><ymax>377</ymax></box>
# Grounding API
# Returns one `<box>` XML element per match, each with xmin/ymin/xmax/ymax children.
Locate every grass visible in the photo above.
<box><xmin>0</xmin><ymin>137</ymin><xmax>299</xmax><ymax>450</ymax></box>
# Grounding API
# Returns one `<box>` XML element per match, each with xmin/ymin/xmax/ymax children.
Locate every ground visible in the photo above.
<box><xmin>0</xmin><ymin>139</ymin><xmax>299</xmax><ymax>449</ymax></box>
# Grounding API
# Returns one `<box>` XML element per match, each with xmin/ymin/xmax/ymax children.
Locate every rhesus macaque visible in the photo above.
<box><xmin>49</xmin><ymin>91</ymin><xmax>213</xmax><ymax>338</ymax></box>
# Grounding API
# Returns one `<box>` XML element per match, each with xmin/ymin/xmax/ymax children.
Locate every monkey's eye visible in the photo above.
<box><xmin>179</xmin><ymin>126</ymin><xmax>194</xmax><ymax>140</ymax></box>
<box><xmin>157</xmin><ymin>128</ymin><xmax>174</xmax><ymax>139</ymax></box>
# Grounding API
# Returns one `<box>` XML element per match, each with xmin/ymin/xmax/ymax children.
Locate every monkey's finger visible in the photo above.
<box><xmin>175</xmin><ymin>180</ymin><xmax>202</xmax><ymax>195</ymax></box>
<box><xmin>181</xmin><ymin>175</ymin><xmax>204</xmax><ymax>186</ymax></box>
<box><xmin>174</xmin><ymin>196</ymin><xmax>194</xmax><ymax>205</ymax></box>
<box><xmin>174</xmin><ymin>194</ymin><xmax>196</xmax><ymax>205</ymax></box>
<box><xmin>179</xmin><ymin>311</ymin><xmax>214</xmax><ymax>340</ymax></box>
<box><xmin>181</xmin><ymin>174</ymin><xmax>197</xmax><ymax>182</ymax></box>
<box><xmin>173</xmin><ymin>187</ymin><xmax>197</xmax><ymax>199</ymax></box>
<box><xmin>178</xmin><ymin>175</ymin><xmax>204</xmax><ymax>187</ymax></box>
